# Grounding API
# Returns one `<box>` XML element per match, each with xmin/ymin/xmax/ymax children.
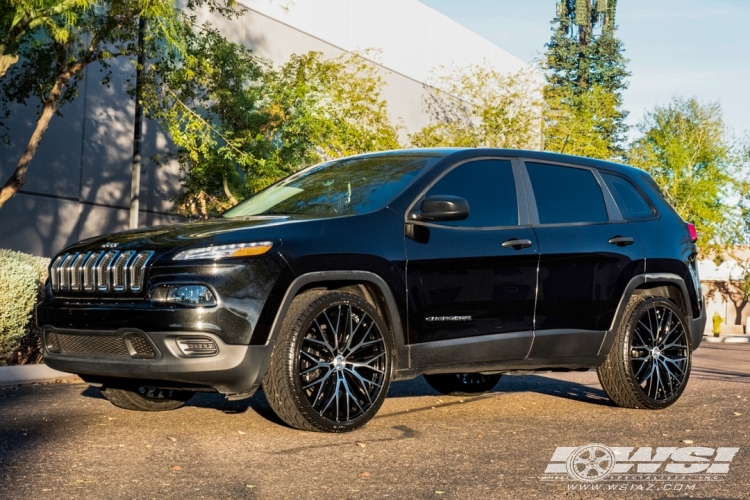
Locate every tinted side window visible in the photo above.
<box><xmin>601</xmin><ymin>173</ymin><xmax>654</xmax><ymax>219</ymax></box>
<box><xmin>424</xmin><ymin>159</ymin><xmax>518</xmax><ymax>227</ymax></box>
<box><xmin>525</xmin><ymin>162</ymin><xmax>608</xmax><ymax>224</ymax></box>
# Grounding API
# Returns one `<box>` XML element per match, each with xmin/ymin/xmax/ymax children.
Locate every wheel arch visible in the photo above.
<box><xmin>264</xmin><ymin>271</ymin><xmax>409</xmax><ymax>375</ymax></box>
<box><xmin>599</xmin><ymin>273</ymin><xmax>699</xmax><ymax>356</ymax></box>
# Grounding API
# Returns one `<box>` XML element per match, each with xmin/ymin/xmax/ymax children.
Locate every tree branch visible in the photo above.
<box><xmin>0</xmin><ymin>54</ymin><xmax>94</xmax><ymax>209</ymax></box>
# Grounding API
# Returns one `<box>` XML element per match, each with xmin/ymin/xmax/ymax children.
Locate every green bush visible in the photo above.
<box><xmin>0</xmin><ymin>249</ymin><xmax>49</xmax><ymax>364</ymax></box>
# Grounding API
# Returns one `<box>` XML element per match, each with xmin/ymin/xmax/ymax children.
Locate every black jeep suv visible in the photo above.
<box><xmin>39</xmin><ymin>149</ymin><xmax>706</xmax><ymax>432</ymax></box>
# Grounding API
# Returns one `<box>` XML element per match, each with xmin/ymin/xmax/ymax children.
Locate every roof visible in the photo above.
<box><xmin>352</xmin><ymin>148</ymin><xmax>645</xmax><ymax>177</ymax></box>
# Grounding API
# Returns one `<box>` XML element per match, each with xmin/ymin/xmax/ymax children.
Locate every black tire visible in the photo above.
<box><xmin>263</xmin><ymin>290</ymin><xmax>392</xmax><ymax>432</ymax></box>
<box><xmin>424</xmin><ymin>373</ymin><xmax>501</xmax><ymax>396</ymax></box>
<box><xmin>100</xmin><ymin>385</ymin><xmax>194</xmax><ymax>411</ymax></box>
<box><xmin>597</xmin><ymin>295</ymin><xmax>692</xmax><ymax>409</ymax></box>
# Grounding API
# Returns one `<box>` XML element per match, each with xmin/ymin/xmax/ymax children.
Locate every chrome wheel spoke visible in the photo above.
<box><xmin>303</xmin><ymin>366</ymin><xmax>332</xmax><ymax>390</ymax></box>
<box><xmin>300</xmin><ymin>349</ymin><xmax>324</xmax><ymax>364</ymax></box>
<box><xmin>345</xmin><ymin>367</ymin><xmax>380</xmax><ymax>404</ymax></box>
<box><xmin>340</xmin><ymin>372</ymin><xmax>365</xmax><ymax>418</ymax></box>
<box><xmin>349</xmin><ymin>352</ymin><xmax>386</xmax><ymax>373</ymax></box>
<box><xmin>300</xmin><ymin>362</ymin><xmax>329</xmax><ymax>377</ymax></box>
<box><xmin>633</xmin><ymin>357</ymin><xmax>651</xmax><ymax>379</ymax></box>
<box><xmin>661</xmin><ymin>355</ymin><xmax>686</xmax><ymax>374</ymax></box>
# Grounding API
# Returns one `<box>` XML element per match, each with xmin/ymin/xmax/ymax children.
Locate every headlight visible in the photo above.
<box><xmin>173</xmin><ymin>242</ymin><xmax>273</xmax><ymax>261</ymax></box>
<box><xmin>151</xmin><ymin>284</ymin><xmax>217</xmax><ymax>306</ymax></box>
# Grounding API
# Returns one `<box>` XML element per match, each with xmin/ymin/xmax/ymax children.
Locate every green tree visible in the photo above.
<box><xmin>544</xmin><ymin>0</ymin><xmax>630</xmax><ymax>157</ymax></box>
<box><xmin>628</xmin><ymin>97</ymin><xmax>748</xmax><ymax>255</ymax></box>
<box><xmin>543</xmin><ymin>84</ymin><xmax>619</xmax><ymax>159</ymax></box>
<box><xmin>0</xmin><ymin>0</ymin><xmax>238</xmax><ymax>210</ymax></box>
<box><xmin>148</xmin><ymin>43</ymin><xmax>402</xmax><ymax>218</ymax></box>
<box><xmin>0</xmin><ymin>0</ymin><xmax>96</xmax><ymax>78</ymax></box>
<box><xmin>142</xmin><ymin>20</ymin><xmax>270</xmax><ymax>216</ymax></box>
<box><xmin>410</xmin><ymin>65</ymin><xmax>542</xmax><ymax>150</ymax></box>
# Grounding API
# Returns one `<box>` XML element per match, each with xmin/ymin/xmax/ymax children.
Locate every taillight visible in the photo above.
<box><xmin>687</xmin><ymin>223</ymin><xmax>697</xmax><ymax>242</ymax></box>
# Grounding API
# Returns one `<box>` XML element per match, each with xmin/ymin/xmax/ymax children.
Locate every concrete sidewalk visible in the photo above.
<box><xmin>0</xmin><ymin>364</ymin><xmax>80</xmax><ymax>387</ymax></box>
<box><xmin>703</xmin><ymin>332</ymin><xmax>750</xmax><ymax>343</ymax></box>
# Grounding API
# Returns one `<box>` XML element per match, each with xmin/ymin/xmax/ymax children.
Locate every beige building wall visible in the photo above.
<box><xmin>699</xmin><ymin>248</ymin><xmax>750</xmax><ymax>334</ymax></box>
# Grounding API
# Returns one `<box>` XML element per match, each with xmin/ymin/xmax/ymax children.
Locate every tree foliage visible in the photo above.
<box><xmin>544</xmin><ymin>0</ymin><xmax>630</xmax><ymax>157</ymax></box>
<box><xmin>543</xmin><ymin>84</ymin><xmax>619</xmax><ymax>159</ymax></box>
<box><xmin>146</xmin><ymin>35</ymin><xmax>402</xmax><ymax>217</ymax></box>
<box><xmin>410</xmin><ymin>65</ymin><xmax>542</xmax><ymax>150</ymax></box>
<box><xmin>0</xmin><ymin>0</ymin><xmax>96</xmax><ymax>78</ymax></box>
<box><xmin>628</xmin><ymin>97</ymin><xmax>748</xmax><ymax>255</ymax></box>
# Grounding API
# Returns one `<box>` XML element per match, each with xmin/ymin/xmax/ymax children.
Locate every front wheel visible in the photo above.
<box><xmin>424</xmin><ymin>373</ymin><xmax>501</xmax><ymax>396</ymax></box>
<box><xmin>597</xmin><ymin>295</ymin><xmax>692</xmax><ymax>409</ymax></box>
<box><xmin>101</xmin><ymin>385</ymin><xmax>194</xmax><ymax>411</ymax></box>
<box><xmin>263</xmin><ymin>291</ymin><xmax>392</xmax><ymax>432</ymax></box>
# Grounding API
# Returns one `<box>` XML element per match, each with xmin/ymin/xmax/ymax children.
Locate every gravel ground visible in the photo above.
<box><xmin>0</xmin><ymin>342</ymin><xmax>748</xmax><ymax>500</ymax></box>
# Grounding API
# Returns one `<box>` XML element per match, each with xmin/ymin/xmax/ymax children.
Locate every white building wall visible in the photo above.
<box><xmin>237</xmin><ymin>0</ymin><xmax>528</xmax><ymax>82</ymax></box>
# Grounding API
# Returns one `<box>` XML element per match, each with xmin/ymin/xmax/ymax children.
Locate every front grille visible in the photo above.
<box><xmin>45</xmin><ymin>331</ymin><xmax>157</xmax><ymax>359</ymax></box>
<box><xmin>57</xmin><ymin>333</ymin><xmax>130</xmax><ymax>356</ymax></box>
<box><xmin>51</xmin><ymin>250</ymin><xmax>154</xmax><ymax>295</ymax></box>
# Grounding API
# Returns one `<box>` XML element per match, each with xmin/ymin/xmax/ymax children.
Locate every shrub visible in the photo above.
<box><xmin>0</xmin><ymin>249</ymin><xmax>49</xmax><ymax>364</ymax></box>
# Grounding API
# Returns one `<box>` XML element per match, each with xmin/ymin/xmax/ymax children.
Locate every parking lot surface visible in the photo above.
<box><xmin>1</xmin><ymin>343</ymin><xmax>748</xmax><ymax>500</ymax></box>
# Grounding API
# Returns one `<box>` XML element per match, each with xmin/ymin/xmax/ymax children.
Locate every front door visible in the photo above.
<box><xmin>405</xmin><ymin>158</ymin><xmax>539</xmax><ymax>367</ymax></box>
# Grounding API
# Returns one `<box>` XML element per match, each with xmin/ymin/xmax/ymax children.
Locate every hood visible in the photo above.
<box><xmin>62</xmin><ymin>215</ymin><xmax>321</xmax><ymax>256</ymax></box>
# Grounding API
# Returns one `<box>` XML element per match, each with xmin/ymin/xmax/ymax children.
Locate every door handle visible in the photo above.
<box><xmin>501</xmin><ymin>238</ymin><xmax>533</xmax><ymax>250</ymax></box>
<box><xmin>608</xmin><ymin>235</ymin><xmax>634</xmax><ymax>246</ymax></box>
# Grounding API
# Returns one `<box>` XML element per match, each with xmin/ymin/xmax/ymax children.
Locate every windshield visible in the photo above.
<box><xmin>223</xmin><ymin>154</ymin><xmax>442</xmax><ymax>218</ymax></box>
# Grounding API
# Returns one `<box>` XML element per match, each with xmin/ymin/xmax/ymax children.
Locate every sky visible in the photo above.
<box><xmin>419</xmin><ymin>0</ymin><xmax>750</xmax><ymax>139</ymax></box>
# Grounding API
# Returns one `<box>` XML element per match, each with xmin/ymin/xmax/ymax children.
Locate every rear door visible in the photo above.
<box><xmin>405</xmin><ymin>157</ymin><xmax>539</xmax><ymax>367</ymax></box>
<box><xmin>520</xmin><ymin>160</ymin><xmax>645</xmax><ymax>358</ymax></box>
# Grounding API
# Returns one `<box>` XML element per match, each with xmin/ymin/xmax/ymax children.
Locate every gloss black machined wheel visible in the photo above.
<box><xmin>424</xmin><ymin>372</ymin><xmax>501</xmax><ymax>396</ymax></box>
<box><xmin>598</xmin><ymin>295</ymin><xmax>692</xmax><ymax>409</ymax></box>
<box><xmin>101</xmin><ymin>385</ymin><xmax>194</xmax><ymax>411</ymax></box>
<box><xmin>263</xmin><ymin>291</ymin><xmax>392</xmax><ymax>432</ymax></box>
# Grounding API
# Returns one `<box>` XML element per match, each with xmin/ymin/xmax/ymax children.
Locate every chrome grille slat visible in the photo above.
<box><xmin>50</xmin><ymin>255</ymin><xmax>65</xmax><ymax>290</ymax></box>
<box><xmin>129</xmin><ymin>251</ymin><xmax>153</xmax><ymax>292</ymax></box>
<box><xmin>58</xmin><ymin>254</ymin><xmax>75</xmax><ymax>291</ymax></box>
<box><xmin>51</xmin><ymin>249</ymin><xmax>154</xmax><ymax>295</ymax></box>
<box><xmin>111</xmin><ymin>251</ymin><xmax>135</xmax><ymax>291</ymax></box>
<box><xmin>82</xmin><ymin>252</ymin><xmax>101</xmax><ymax>291</ymax></box>
<box><xmin>96</xmin><ymin>251</ymin><xmax>118</xmax><ymax>291</ymax></box>
<box><xmin>69</xmin><ymin>253</ymin><xmax>87</xmax><ymax>291</ymax></box>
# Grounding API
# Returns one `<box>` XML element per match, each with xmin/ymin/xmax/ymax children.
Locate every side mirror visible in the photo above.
<box><xmin>411</xmin><ymin>195</ymin><xmax>469</xmax><ymax>222</ymax></box>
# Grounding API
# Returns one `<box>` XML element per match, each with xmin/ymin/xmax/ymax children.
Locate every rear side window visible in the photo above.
<box><xmin>525</xmin><ymin>162</ymin><xmax>609</xmax><ymax>224</ymax></box>
<box><xmin>601</xmin><ymin>173</ymin><xmax>654</xmax><ymax>219</ymax></box>
<box><xmin>424</xmin><ymin>159</ymin><xmax>518</xmax><ymax>227</ymax></box>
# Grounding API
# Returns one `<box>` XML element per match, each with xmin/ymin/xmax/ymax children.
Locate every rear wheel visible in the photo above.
<box><xmin>263</xmin><ymin>291</ymin><xmax>392</xmax><ymax>432</ymax></box>
<box><xmin>101</xmin><ymin>385</ymin><xmax>194</xmax><ymax>411</ymax></box>
<box><xmin>424</xmin><ymin>373</ymin><xmax>501</xmax><ymax>396</ymax></box>
<box><xmin>597</xmin><ymin>295</ymin><xmax>692</xmax><ymax>409</ymax></box>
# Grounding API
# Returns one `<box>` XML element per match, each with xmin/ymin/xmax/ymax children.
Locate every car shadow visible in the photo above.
<box><xmin>387</xmin><ymin>373</ymin><xmax>611</xmax><ymax>405</ymax></box>
<box><xmin>78</xmin><ymin>371</ymin><xmax>612</xmax><ymax>429</ymax></box>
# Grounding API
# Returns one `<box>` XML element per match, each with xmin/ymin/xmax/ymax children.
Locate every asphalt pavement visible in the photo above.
<box><xmin>0</xmin><ymin>343</ymin><xmax>748</xmax><ymax>500</ymax></box>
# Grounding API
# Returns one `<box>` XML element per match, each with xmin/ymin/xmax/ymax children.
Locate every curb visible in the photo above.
<box><xmin>0</xmin><ymin>364</ymin><xmax>81</xmax><ymax>387</ymax></box>
<box><xmin>703</xmin><ymin>335</ymin><xmax>750</xmax><ymax>344</ymax></box>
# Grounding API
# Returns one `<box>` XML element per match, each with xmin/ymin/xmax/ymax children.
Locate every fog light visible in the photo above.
<box><xmin>45</xmin><ymin>331</ymin><xmax>60</xmax><ymax>353</ymax></box>
<box><xmin>177</xmin><ymin>337</ymin><xmax>219</xmax><ymax>357</ymax></box>
<box><xmin>152</xmin><ymin>284</ymin><xmax>217</xmax><ymax>306</ymax></box>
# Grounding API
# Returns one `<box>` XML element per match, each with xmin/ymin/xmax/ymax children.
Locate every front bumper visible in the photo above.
<box><xmin>41</xmin><ymin>326</ymin><xmax>273</xmax><ymax>396</ymax></box>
